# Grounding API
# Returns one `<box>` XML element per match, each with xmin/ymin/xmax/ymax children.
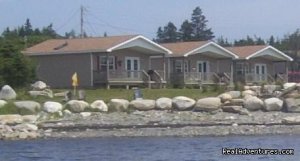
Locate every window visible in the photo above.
<box><xmin>99</xmin><ymin>56</ymin><xmax>115</xmax><ymax>71</ymax></box>
<box><xmin>174</xmin><ymin>60</ymin><xmax>183</xmax><ymax>73</ymax></box>
<box><xmin>236</xmin><ymin>62</ymin><xmax>244</xmax><ymax>75</ymax></box>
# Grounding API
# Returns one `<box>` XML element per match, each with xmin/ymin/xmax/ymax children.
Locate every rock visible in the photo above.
<box><xmin>0</xmin><ymin>114</ymin><xmax>23</xmax><ymax>124</ymax></box>
<box><xmin>54</xmin><ymin>91</ymin><xmax>67</xmax><ymax>97</ymax></box>
<box><xmin>90</xmin><ymin>100</ymin><xmax>108</xmax><ymax>112</ymax></box>
<box><xmin>130</xmin><ymin>99</ymin><xmax>155</xmax><ymax>111</ymax></box>
<box><xmin>22</xmin><ymin>115</ymin><xmax>37</xmax><ymax>123</ymax></box>
<box><xmin>0</xmin><ymin>85</ymin><xmax>17</xmax><ymax>100</ymax></box>
<box><xmin>108</xmin><ymin>99</ymin><xmax>129</xmax><ymax>112</ymax></box>
<box><xmin>263</xmin><ymin>85</ymin><xmax>279</xmax><ymax>95</ymax></box>
<box><xmin>282</xmin><ymin>116</ymin><xmax>300</xmax><ymax>124</ymax></box>
<box><xmin>156</xmin><ymin>97</ymin><xmax>172</xmax><ymax>110</ymax></box>
<box><xmin>244</xmin><ymin>86</ymin><xmax>250</xmax><ymax>90</ymax></box>
<box><xmin>218</xmin><ymin>93</ymin><xmax>232</xmax><ymax>103</ymax></box>
<box><xmin>31</xmin><ymin>81</ymin><xmax>47</xmax><ymax>90</ymax></box>
<box><xmin>14</xmin><ymin>101</ymin><xmax>41</xmax><ymax>115</ymax></box>
<box><xmin>227</xmin><ymin>91</ymin><xmax>241</xmax><ymax>99</ymax></box>
<box><xmin>43</xmin><ymin>101</ymin><xmax>63</xmax><ymax>113</ymax></box>
<box><xmin>0</xmin><ymin>100</ymin><xmax>7</xmax><ymax>108</ymax></box>
<box><xmin>65</xmin><ymin>100</ymin><xmax>89</xmax><ymax>113</ymax></box>
<box><xmin>263</xmin><ymin>98</ymin><xmax>283</xmax><ymax>111</ymax></box>
<box><xmin>228</xmin><ymin>99</ymin><xmax>244</xmax><ymax>106</ymax></box>
<box><xmin>284</xmin><ymin>82</ymin><xmax>296</xmax><ymax>89</ymax></box>
<box><xmin>80</xmin><ymin>112</ymin><xmax>91</xmax><ymax>117</ymax></box>
<box><xmin>242</xmin><ymin>90</ymin><xmax>257</xmax><ymax>97</ymax></box>
<box><xmin>279</xmin><ymin>84</ymin><xmax>298</xmax><ymax>98</ymax></box>
<box><xmin>285</xmin><ymin>98</ymin><xmax>300</xmax><ymax>113</ymax></box>
<box><xmin>63</xmin><ymin>109</ymin><xmax>72</xmax><ymax>116</ymax></box>
<box><xmin>239</xmin><ymin>108</ymin><xmax>250</xmax><ymax>115</ymax></box>
<box><xmin>244</xmin><ymin>96</ymin><xmax>264</xmax><ymax>111</ymax></box>
<box><xmin>14</xmin><ymin>123</ymin><xmax>38</xmax><ymax>131</ymax></box>
<box><xmin>28</xmin><ymin>89</ymin><xmax>53</xmax><ymax>98</ymax></box>
<box><xmin>222</xmin><ymin>106</ymin><xmax>244</xmax><ymax>114</ymax></box>
<box><xmin>194</xmin><ymin>97</ymin><xmax>222</xmax><ymax>112</ymax></box>
<box><xmin>172</xmin><ymin>96</ymin><xmax>196</xmax><ymax>110</ymax></box>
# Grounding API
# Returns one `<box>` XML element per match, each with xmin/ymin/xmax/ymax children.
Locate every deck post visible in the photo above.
<box><xmin>230</xmin><ymin>61</ymin><xmax>234</xmax><ymax>87</ymax></box>
<box><xmin>163</xmin><ymin>54</ymin><xmax>166</xmax><ymax>81</ymax></box>
<box><xmin>106</xmin><ymin>53</ymin><xmax>110</xmax><ymax>88</ymax></box>
<box><xmin>90</xmin><ymin>53</ymin><xmax>94</xmax><ymax>87</ymax></box>
<box><xmin>285</xmin><ymin>61</ymin><xmax>289</xmax><ymax>82</ymax></box>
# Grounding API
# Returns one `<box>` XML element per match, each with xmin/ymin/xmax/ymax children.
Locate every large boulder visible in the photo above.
<box><xmin>14</xmin><ymin>101</ymin><xmax>41</xmax><ymax>115</ymax></box>
<box><xmin>156</xmin><ymin>97</ymin><xmax>172</xmax><ymax>110</ymax></box>
<box><xmin>242</xmin><ymin>90</ymin><xmax>257</xmax><ymax>97</ymax></box>
<box><xmin>228</xmin><ymin>99</ymin><xmax>244</xmax><ymax>106</ymax></box>
<box><xmin>130</xmin><ymin>99</ymin><xmax>155</xmax><ymax>111</ymax></box>
<box><xmin>108</xmin><ymin>99</ymin><xmax>129</xmax><ymax>112</ymax></box>
<box><xmin>28</xmin><ymin>89</ymin><xmax>53</xmax><ymax>98</ymax></box>
<box><xmin>0</xmin><ymin>100</ymin><xmax>7</xmax><ymax>108</ymax></box>
<box><xmin>227</xmin><ymin>91</ymin><xmax>241</xmax><ymax>99</ymax></box>
<box><xmin>43</xmin><ymin>101</ymin><xmax>63</xmax><ymax>113</ymax></box>
<box><xmin>194</xmin><ymin>97</ymin><xmax>222</xmax><ymax>112</ymax></box>
<box><xmin>284</xmin><ymin>98</ymin><xmax>300</xmax><ymax>113</ymax></box>
<box><xmin>218</xmin><ymin>93</ymin><xmax>232</xmax><ymax>103</ymax></box>
<box><xmin>66</xmin><ymin>100</ymin><xmax>89</xmax><ymax>113</ymax></box>
<box><xmin>284</xmin><ymin>82</ymin><xmax>296</xmax><ymax>89</ymax></box>
<box><xmin>244</xmin><ymin>96</ymin><xmax>264</xmax><ymax>111</ymax></box>
<box><xmin>31</xmin><ymin>81</ymin><xmax>47</xmax><ymax>90</ymax></box>
<box><xmin>0</xmin><ymin>85</ymin><xmax>17</xmax><ymax>100</ymax></box>
<box><xmin>90</xmin><ymin>100</ymin><xmax>108</xmax><ymax>112</ymax></box>
<box><xmin>172</xmin><ymin>96</ymin><xmax>196</xmax><ymax>110</ymax></box>
<box><xmin>263</xmin><ymin>98</ymin><xmax>283</xmax><ymax>111</ymax></box>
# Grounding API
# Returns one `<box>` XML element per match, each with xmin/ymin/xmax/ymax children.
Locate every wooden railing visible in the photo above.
<box><xmin>184</xmin><ymin>72</ymin><xmax>216</xmax><ymax>84</ymax></box>
<box><xmin>245</xmin><ymin>73</ymin><xmax>275</xmax><ymax>83</ymax></box>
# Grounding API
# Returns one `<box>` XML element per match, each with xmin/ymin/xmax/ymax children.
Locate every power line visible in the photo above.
<box><xmin>55</xmin><ymin>8</ymin><xmax>80</xmax><ymax>32</ymax></box>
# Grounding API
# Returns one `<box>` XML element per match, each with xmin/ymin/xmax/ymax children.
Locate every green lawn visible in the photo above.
<box><xmin>15</xmin><ymin>88</ymin><xmax>221</xmax><ymax>103</ymax></box>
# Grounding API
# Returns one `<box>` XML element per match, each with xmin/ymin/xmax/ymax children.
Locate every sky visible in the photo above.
<box><xmin>1</xmin><ymin>0</ymin><xmax>300</xmax><ymax>41</ymax></box>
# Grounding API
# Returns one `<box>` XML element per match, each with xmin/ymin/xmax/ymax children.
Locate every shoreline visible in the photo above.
<box><xmin>37</xmin><ymin>111</ymin><xmax>300</xmax><ymax>139</ymax></box>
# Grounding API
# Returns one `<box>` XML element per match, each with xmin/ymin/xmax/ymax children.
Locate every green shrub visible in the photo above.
<box><xmin>0</xmin><ymin>102</ymin><xmax>18</xmax><ymax>115</ymax></box>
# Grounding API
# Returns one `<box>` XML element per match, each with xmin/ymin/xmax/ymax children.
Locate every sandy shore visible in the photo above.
<box><xmin>38</xmin><ymin>111</ymin><xmax>300</xmax><ymax>138</ymax></box>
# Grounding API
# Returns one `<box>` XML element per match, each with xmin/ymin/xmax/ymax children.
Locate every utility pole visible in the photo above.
<box><xmin>80</xmin><ymin>5</ymin><xmax>84</xmax><ymax>38</ymax></box>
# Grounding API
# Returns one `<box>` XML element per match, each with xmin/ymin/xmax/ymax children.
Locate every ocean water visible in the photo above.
<box><xmin>0</xmin><ymin>135</ymin><xmax>299</xmax><ymax>161</ymax></box>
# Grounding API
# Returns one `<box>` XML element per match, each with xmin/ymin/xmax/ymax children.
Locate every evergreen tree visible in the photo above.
<box><xmin>190</xmin><ymin>7</ymin><xmax>214</xmax><ymax>41</ymax></box>
<box><xmin>24</xmin><ymin>18</ymin><xmax>33</xmax><ymax>36</ymax></box>
<box><xmin>217</xmin><ymin>36</ymin><xmax>231</xmax><ymax>47</ymax></box>
<box><xmin>155</xmin><ymin>27</ymin><xmax>164</xmax><ymax>43</ymax></box>
<box><xmin>162</xmin><ymin>22</ymin><xmax>178</xmax><ymax>43</ymax></box>
<box><xmin>268</xmin><ymin>35</ymin><xmax>275</xmax><ymax>46</ymax></box>
<box><xmin>179</xmin><ymin>20</ymin><xmax>193</xmax><ymax>41</ymax></box>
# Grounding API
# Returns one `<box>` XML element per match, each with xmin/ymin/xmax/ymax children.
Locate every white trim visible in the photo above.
<box><xmin>100</xmin><ymin>56</ymin><xmax>115</xmax><ymax>70</ymax></box>
<box><xmin>183</xmin><ymin>41</ymin><xmax>238</xmax><ymax>58</ymax></box>
<box><xmin>196</xmin><ymin>60</ymin><xmax>209</xmax><ymax>73</ymax></box>
<box><xmin>149</xmin><ymin>55</ymin><xmax>164</xmax><ymax>58</ymax></box>
<box><xmin>107</xmin><ymin>35</ymin><xmax>172</xmax><ymax>54</ymax></box>
<box><xmin>125</xmin><ymin>56</ymin><xmax>140</xmax><ymax>71</ymax></box>
<box><xmin>246</xmin><ymin>46</ymin><xmax>293</xmax><ymax>61</ymax></box>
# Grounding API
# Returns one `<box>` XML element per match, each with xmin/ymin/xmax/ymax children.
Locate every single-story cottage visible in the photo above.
<box><xmin>23</xmin><ymin>35</ymin><xmax>171</xmax><ymax>88</ymax></box>
<box><xmin>226</xmin><ymin>45</ymin><xmax>293</xmax><ymax>84</ymax></box>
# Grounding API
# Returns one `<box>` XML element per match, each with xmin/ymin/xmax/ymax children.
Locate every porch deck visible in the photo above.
<box><xmin>93</xmin><ymin>70</ymin><xmax>166</xmax><ymax>89</ymax></box>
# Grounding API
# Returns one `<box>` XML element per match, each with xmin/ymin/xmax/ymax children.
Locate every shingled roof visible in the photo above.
<box><xmin>23</xmin><ymin>35</ymin><xmax>144</xmax><ymax>55</ymax></box>
<box><xmin>226</xmin><ymin>45</ymin><xmax>268</xmax><ymax>59</ymax></box>
<box><xmin>160</xmin><ymin>41</ymin><xmax>209</xmax><ymax>57</ymax></box>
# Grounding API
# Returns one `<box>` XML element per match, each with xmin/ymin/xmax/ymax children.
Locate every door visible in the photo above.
<box><xmin>125</xmin><ymin>57</ymin><xmax>140</xmax><ymax>79</ymax></box>
<box><xmin>255</xmin><ymin>64</ymin><xmax>267</xmax><ymax>82</ymax></box>
<box><xmin>197</xmin><ymin>61</ymin><xmax>209</xmax><ymax>81</ymax></box>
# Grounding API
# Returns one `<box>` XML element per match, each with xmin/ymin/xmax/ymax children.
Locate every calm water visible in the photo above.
<box><xmin>0</xmin><ymin>135</ymin><xmax>299</xmax><ymax>161</ymax></box>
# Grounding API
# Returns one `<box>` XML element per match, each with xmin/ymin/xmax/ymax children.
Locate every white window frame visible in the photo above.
<box><xmin>174</xmin><ymin>60</ymin><xmax>183</xmax><ymax>73</ymax></box>
<box><xmin>125</xmin><ymin>57</ymin><xmax>140</xmax><ymax>71</ymax></box>
<box><xmin>196</xmin><ymin>61</ymin><xmax>209</xmax><ymax>73</ymax></box>
<box><xmin>100</xmin><ymin>56</ymin><xmax>115</xmax><ymax>70</ymax></box>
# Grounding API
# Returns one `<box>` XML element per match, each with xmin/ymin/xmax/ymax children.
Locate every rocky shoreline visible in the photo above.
<box><xmin>3</xmin><ymin>82</ymin><xmax>300</xmax><ymax>140</ymax></box>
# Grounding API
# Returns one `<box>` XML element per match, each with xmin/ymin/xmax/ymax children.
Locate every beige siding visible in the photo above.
<box><xmin>32</xmin><ymin>54</ymin><xmax>91</xmax><ymax>88</ymax></box>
